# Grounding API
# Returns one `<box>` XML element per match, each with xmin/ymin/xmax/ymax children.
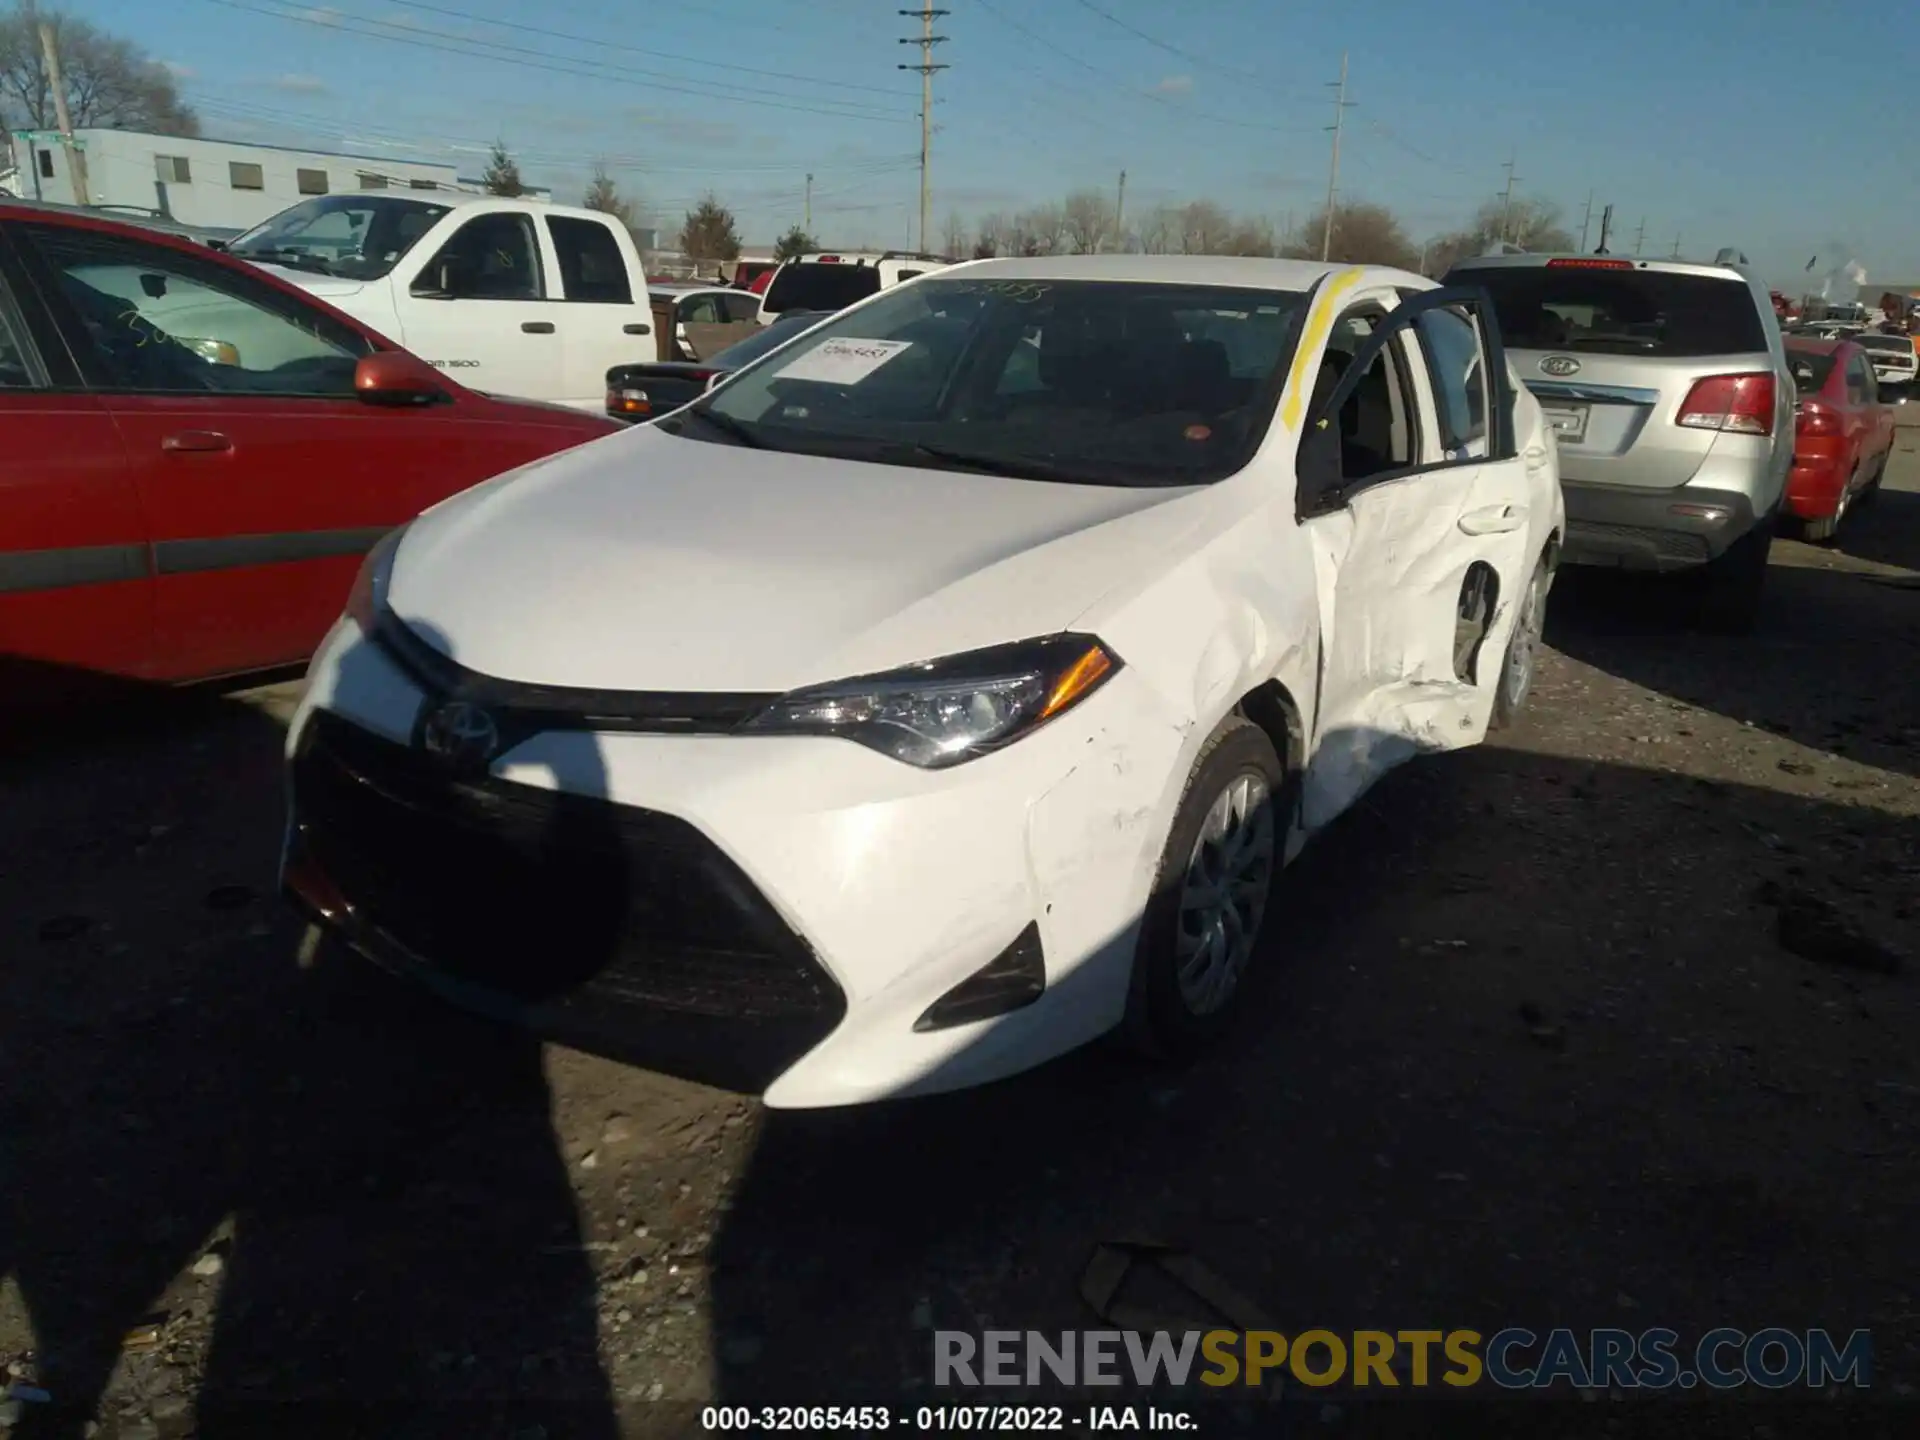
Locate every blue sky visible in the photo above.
<box><xmin>72</xmin><ymin>0</ymin><xmax>1920</xmax><ymax>287</ymax></box>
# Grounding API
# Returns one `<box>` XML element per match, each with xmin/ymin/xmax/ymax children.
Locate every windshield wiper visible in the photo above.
<box><xmin>670</xmin><ymin>406</ymin><xmax>766</xmax><ymax>448</ymax></box>
<box><xmin>898</xmin><ymin>441</ymin><xmax>1087</xmax><ymax>483</ymax></box>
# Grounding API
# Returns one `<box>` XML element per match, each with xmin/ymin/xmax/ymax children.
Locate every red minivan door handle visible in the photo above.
<box><xmin>161</xmin><ymin>430</ymin><xmax>233</xmax><ymax>454</ymax></box>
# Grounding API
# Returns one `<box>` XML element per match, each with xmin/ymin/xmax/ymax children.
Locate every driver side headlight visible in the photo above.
<box><xmin>740</xmin><ymin>634</ymin><xmax>1120</xmax><ymax>769</ymax></box>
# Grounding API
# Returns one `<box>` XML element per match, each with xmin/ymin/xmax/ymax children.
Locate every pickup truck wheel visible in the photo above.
<box><xmin>1692</xmin><ymin>520</ymin><xmax>1772</xmax><ymax>634</ymax></box>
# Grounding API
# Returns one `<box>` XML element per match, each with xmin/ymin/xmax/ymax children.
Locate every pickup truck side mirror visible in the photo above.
<box><xmin>355</xmin><ymin>350</ymin><xmax>451</xmax><ymax>406</ymax></box>
<box><xmin>410</xmin><ymin>256</ymin><xmax>467</xmax><ymax>300</ymax></box>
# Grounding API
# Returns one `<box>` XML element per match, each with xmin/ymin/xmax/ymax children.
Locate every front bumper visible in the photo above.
<box><xmin>1558</xmin><ymin>480</ymin><xmax>1761</xmax><ymax>572</ymax></box>
<box><xmin>282</xmin><ymin>618</ymin><xmax>1186</xmax><ymax>1108</ymax></box>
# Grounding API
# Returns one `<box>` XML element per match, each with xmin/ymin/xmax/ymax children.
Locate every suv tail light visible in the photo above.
<box><xmin>1795</xmin><ymin>402</ymin><xmax>1840</xmax><ymax>437</ymax></box>
<box><xmin>1677</xmin><ymin>373</ymin><xmax>1775</xmax><ymax>435</ymax></box>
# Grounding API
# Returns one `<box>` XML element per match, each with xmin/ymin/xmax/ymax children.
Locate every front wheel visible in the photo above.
<box><xmin>1123</xmin><ymin>718</ymin><xmax>1285</xmax><ymax>1061</ymax></box>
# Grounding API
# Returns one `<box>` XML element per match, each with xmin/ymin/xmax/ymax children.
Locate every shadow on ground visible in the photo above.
<box><xmin>1542</xmin><ymin>483</ymin><xmax>1920</xmax><ymax>780</ymax></box>
<box><xmin>0</xmin><ymin>678</ymin><xmax>618</xmax><ymax>1439</ymax></box>
<box><xmin>705</xmin><ymin>738</ymin><xmax>1918</xmax><ymax>1433</ymax></box>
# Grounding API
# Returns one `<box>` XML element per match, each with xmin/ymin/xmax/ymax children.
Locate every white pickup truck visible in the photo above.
<box><xmin>222</xmin><ymin>192</ymin><xmax>655</xmax><ymax>409</ymax></box>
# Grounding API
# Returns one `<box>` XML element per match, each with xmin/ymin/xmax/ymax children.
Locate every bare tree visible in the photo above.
<box><xmin>0</xmin><ymin>3</ymin><xmax>197</xmax><ymax>135</ymax></box>
<box><xmin>1061</xmin><ymin>188</ymin><xmax>1115</xmax><ymax>254</ymax></box>
<box><xmin>1281</xmin><ymin>203</ymin><xmax>1419</xmax><ymax>269</ymax></box>
<box><xmin>1423</xmin><ymin>196</ymin><xmax>1577</xmax><ymax>275</ymax></box>
<box><xmin>1136</xmin><ymin>205</ymin><xmax>1179</xmax><ymax>255</ymax></box>
<box><xmin>973</xmin><ymin>211</ymin><xmax>1009</xmax><ymax>258</ymax></box>
<box><xmin>1177</xmin><ymin>200</ymin><xmax>1235</xmax><ymax>255</ymax></box>
<box><xmin>1224</xmin><ymin>217</ymin><xmax>1277</xmax><ymax>257</ymax></box>
<box><xmin>1019</xmin><ymin>203</ymin><xmax>1069</xmax><ymax>256</ymax></box>
<box><xmin>940</xmin><ymin>211</ymin><xmax>969</xmax><ymax>259</ymax></box>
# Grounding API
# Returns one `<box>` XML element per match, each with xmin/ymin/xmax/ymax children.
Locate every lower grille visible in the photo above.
<box><xmin>1565</xmin><ymin>519</ymin><xmax>1711</xmax><ymax>566</ymax></box>
<box><xmin>289</xmin><ymin>711</ymin><xmax>846</xmax><ymax>1090</ymax></box>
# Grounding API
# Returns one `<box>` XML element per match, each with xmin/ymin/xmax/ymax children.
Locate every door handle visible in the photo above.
<box><xmin>623</xmin><ymin>322</ymin><xmax>651</xmax><ymax>335</ymax></box>
<box><xmin>521</xmin><ymin>321</ymin><xmax>556</xmax><ymax>334</ymax></box>
<box><xmin>1458</xmin><ymin>502</ymin><xmax>1527</xmax><ymax>536</ymax></box>
<box><xmin>161</xmin><ymin>430</ymin><xmax>232</xmax><ymax>454</ymax></box>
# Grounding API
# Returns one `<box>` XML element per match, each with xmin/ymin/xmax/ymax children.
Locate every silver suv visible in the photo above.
<box><xmin>1444</xmin><ymin>250</ymin><xmax>1791</xmax><ymax>631</ymax></box>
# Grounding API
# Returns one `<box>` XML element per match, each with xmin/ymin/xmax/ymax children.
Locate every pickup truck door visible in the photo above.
<box><xmin>389</xmin><ymin>208</ymin><xmax>565</xmax><ymax>404</ymax></box>
<box><xmin>545</xmin><ymin>212</ymin><xmax>653</xmax><ymax>405</ymax></box>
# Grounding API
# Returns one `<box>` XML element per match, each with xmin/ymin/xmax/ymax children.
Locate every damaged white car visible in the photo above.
<box><xmin>283</xmin><ymin>256</ymin><xmax>1564</xmax><ymax>1108</ymax></box>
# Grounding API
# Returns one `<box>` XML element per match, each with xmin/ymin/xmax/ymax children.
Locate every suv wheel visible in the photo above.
<box><xmin>1693</xmin><ymin>521</ymin><xmax>1771</xmax><ymax>634</ymax></box>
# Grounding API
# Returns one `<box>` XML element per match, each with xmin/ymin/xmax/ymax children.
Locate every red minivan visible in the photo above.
<box><xmin>0</xmin><ymin>203</ymin><xmax>618</xmax><ymax>697</ymax></box>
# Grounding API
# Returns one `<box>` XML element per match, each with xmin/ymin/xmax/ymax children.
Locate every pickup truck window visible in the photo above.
<box><xmin>227</xmin><ymin>195</ymin><xmax>450</xmax><ymax>281</ymax></box>
<box><xmin>548</xmin><ymin>216</ymin><xmax>632</xmax><ymax>304</ymax></box>
<box><xmin>419</xmin><ymin>213</ymin><xmax>546</xmax><ymax>301</ymax></box>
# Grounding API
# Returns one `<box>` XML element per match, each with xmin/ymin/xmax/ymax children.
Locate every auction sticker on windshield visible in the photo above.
<box><xmin>775</xmin><ymin>338</ymin><xmax>912</xmax><ymax>384</ymax></box>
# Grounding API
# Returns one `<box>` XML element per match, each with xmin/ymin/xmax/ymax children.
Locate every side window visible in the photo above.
<box><xmin>680</xmin><ymin>294</ymin><xmax>725</xmax><ymax>325</ymax></box>
<box><xmin>418</xmin><ymin>213</ymin><xmax>545</xmax><ymax>301</ymax></box>
<box><xmin>1414</xmin><ymin>306</ymin><xmax>1488</xmax><ymax>456</ymax></box>
<box><xmin>547</xmin><ymin>216</ymin><xmax>632</xmax><ymax>304</ymax></box>
<box><xmin>1853</xmin><ymin>355</ymin><xmax>1877</xmax><ymax>405</ymax></box>
<box><xmin>1311</xmin><ymin>311</ymin><xmax>1415</xmax><ymax>483</ymax></box>
<box><xmin>27</xmin><ymin>226</ymin><xmax>372</xmax><ymax>398</ymax></box>
<box><xmin>721</xmin><ymin>292</ymin><xmax>762</xmax><ymax>323</ymax></box>
<box><xmin>0</xmin><ymin>296</ymin><xmax>38</xmax><ymax>389</ymax></box>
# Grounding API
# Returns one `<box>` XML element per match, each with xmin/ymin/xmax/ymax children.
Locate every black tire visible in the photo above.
<box><xmin>1489</xmin><ymin>555</ymin><xmax>1550</xmax><ymax>731</ymax></box>
<box><xmin>1800</xmin><ymin>467</ymin><xmax>1856</xmax><ymax>544</ymax></box>
<box><xmin>1692</xmin><ymin>521</ymin><xmax>1772</xmax><ymax>634</ymax></box>
<box><xmin>1122</xmin><ymin>717</ymin><xmax>1286</xmax><ymax>1061</ymax></box>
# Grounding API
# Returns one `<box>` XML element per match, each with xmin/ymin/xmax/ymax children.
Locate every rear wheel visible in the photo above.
<box><xmin>1123</xmin><ymin>718</ymin><xmax>1285</xmax><ymax>1061</ymax></box>
<box><xmin>1490</xmin><ymin>556</ymin><xmax>1550</xmax><ymax>730</ymax></box>
<box><xmin>1801</xmin><ymin>467</ymin><xmax>1856</xmax><ymax>544</ymax></box>
<box><xmin>1692</xmin><ymin>520</ymin><xmax>1772</xmax><ymax>634</ymax></box>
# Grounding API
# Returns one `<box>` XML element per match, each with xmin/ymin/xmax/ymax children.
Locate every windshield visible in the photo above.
<box><xmin>666</xmin><ymin>277</ymin><xmax>1305</xmax><ymax>487</ymax></box>
<box><xmin>709</xmin><ymin>311</ymin><xmax>826</xmax><ymax>369</ymax></box>
<box><xmin>761</xmin><ymin>261</ymin><xmax>882</xmax><ymax>316</ymax></box>
<box><xmin>228</xmin><ymin>195</ymin><xmax>451</xmax><ymax>280</ymax></box>
<box><xmin>1464</xmin><ymin>266</ymin><xmax>1768</xmax><ymax>357</ymax></box>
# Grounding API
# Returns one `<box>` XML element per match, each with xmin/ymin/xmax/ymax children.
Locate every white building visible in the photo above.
<box><xmin>6</xmin><ymin>128</ymin><xmax>462</xmax><ymax>231</ymax></box>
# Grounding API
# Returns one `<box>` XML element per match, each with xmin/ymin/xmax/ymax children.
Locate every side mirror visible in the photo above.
<box><xmin>1295</xmin><ymin>418</ymin><xmax>1343</xmax><ymax>515</ymax></box>
<box><xmin>355</xmin><ymin>351</ymin><xmax>450</xmax><ymax>407</ymax></box>
<box><xmin>410</xmin><ymin>257</ymin><xmax>464</xmax><ymax>299</ymax></box>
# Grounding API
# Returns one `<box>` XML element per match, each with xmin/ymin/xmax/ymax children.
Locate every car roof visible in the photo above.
<box><xmin>920</xmin><ymin>253</ymin><xmax>1415</xmax><ymax>290</ymax></box>
<box><xmin>1447</xmin><ymin>252</ymin><xmax>1751</xmax><ymax>283</ymax></box>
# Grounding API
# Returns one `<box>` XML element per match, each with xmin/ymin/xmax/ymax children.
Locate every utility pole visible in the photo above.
<box><xmin>1632</xmin><ymin>217</ymin><xmax>1646</xmax><ymax>256</ymax></box>
<box><xmin>37</xmin><ymin>16</ymin><xmax>90</xmax><ymax>206</ymax></box>
<box><xmin>1595</xmin><ymin>203</ymin><xmax>1614</xmax><ymax>254</ymax></box>
<box><xmin>1579</xmin><ymin>190</ymin><xmax>1594</xmax><ymax>251</ymax></box>
<box><xmin>1496</xmin><ymin>154</ymin><xmax>1520</xmax><ymax>243</ymax></box>
<box><xmin>804</xmin><ymin>173</ymin><xmax>813</xmax><ymax>232</ymax></box>
<box><xmin>1320</xmin><ymin>50</ymin><xmax>1352</xmax><ymax>262</ymax></box>
<box><xmin>897</xmin><ymin>4</ymin><xmax>948</xmax><ymax>255</ymax></box>
<box><xmin>1112</xmin><ymin>169</ymin><xmax>1126</xmax><ymax>252</ymax></box>
<box><xmin>1670</xmin><ymin>232</ymin><xmax>1682</xmax><ymax>260</ymax></box>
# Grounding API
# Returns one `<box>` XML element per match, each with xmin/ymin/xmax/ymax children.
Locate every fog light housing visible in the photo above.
<box><xmin>914</xmin><ymin>922</ymin><xmax>1046</xmax><ymax>1032</ymax></box>
<box><xmin>1668</xmin><ymin>503</ymin><xmax>1731</xmax><ymax>523</ymax></box>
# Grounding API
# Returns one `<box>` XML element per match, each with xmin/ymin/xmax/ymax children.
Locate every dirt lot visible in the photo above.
<box><xmin>3</xmin><ymin>439</ymin><xmax>1918</xmax><ymax>1439</ymax></box>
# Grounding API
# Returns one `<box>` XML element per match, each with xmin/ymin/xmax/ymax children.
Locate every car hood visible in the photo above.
<box><xmin>387</xmin><ymin>428</ymin><xmax>1210</xmax><ymax>693</ymax></box>
<box><xmin>244</xmin><ymin>261</ymin><xmax>369</xmax><ymax>301</ymax></box>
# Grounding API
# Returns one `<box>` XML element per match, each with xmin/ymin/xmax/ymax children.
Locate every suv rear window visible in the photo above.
<box><xmin>762</xmin><ymin>262</ymin><xmax>882</xmax><ymax>315</ymax></box>
<box><xmin>1460</xmin><ymin>266</ymin><xmax>1769</xmax><ymax>358</ymax></box>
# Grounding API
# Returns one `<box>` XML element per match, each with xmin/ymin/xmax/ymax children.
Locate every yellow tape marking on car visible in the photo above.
<box><xmin>1280</xmin><ymin>267</ymin><xmax>1367</xmax><ymax>432</ymax></box>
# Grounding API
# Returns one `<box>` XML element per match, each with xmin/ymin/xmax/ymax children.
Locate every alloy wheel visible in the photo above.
<box><xmin>1175</xmin><ymin>772</ymin><xmax>1276</xmax><ymax>1015</ymax></box>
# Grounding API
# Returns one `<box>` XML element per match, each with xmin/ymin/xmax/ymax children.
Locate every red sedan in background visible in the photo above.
<box><xmin>0</xmin><ymin>204</ymin><xmax>617</xmax><ymax>698</ymax></box>
<box><xmin>1782</xmin><ymin>337</ymin><xmax>1895</xmax><ymax>543</ymax></box>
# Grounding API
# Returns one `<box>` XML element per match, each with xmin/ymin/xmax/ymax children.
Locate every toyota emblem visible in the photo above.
<box><xmin>421</xmin><ymin>699</ymin><xmax>500</xmax><ymax>769</ymax></box>
<box><xmin>1540</xmin><ymin>355</ymin><xmax>1582</xmax><ymax>377</ymax></box>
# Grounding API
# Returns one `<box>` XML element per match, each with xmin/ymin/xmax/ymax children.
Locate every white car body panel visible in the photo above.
<box><xmin>287</xmin><ymin>256</ymin><xmax>1564</xmax><ymax>1107</ymax></box>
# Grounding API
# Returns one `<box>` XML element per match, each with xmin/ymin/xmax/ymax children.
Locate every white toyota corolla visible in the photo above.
<box><xmin>284</xmin><ymin>255</ymin><xmax>1563</xmax><ymax>1108</ymax></box>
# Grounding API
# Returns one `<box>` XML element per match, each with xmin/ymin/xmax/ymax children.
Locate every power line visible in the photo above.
<box><xmin>1063</xmin><ymin>0</ymin><xmax>1276</xmax><ymax>94</ymax></box>
<box><xmin>898</xmin><ymin>3</ymin><xmax>948</xmax><ymax>253</ymax></box>
<box><xmin>378</xmin><ymin>0</ymin><xmax>915</xmax><ymax>97</ymax></box>
<box><xmin>193</xmin><ymin>0</ymin><xmax>917</xmax><ymax>123</ymax></box>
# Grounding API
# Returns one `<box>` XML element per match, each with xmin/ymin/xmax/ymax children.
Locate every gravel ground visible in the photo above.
<box><xmin>3</xmin><ymin>437</ymin><xmax>1917</xmax><ymax>1440</ymax></box>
